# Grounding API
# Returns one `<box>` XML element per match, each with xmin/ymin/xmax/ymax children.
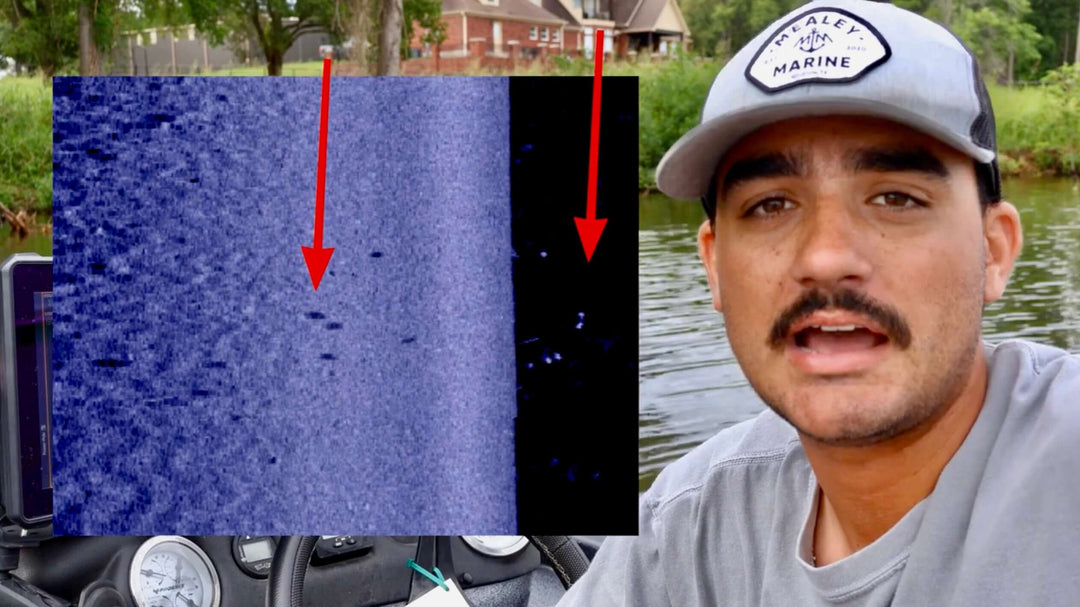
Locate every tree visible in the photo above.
<box><xmin>345</xmin><ymin>0</ymin><xmax>377</xmax><ymax>72</ymax></box>
<box><xmin>153</xmin><ymin>0</ymin><xmax>346</xmax><ymax>75</ymax></box>
<box><xmin>679</xmin><ymin>0</ymin><xmax>800</xmax><ymax>59</ymax></box>
<box><xmin>76</xmin><ymin>0</ymin><xmax>130</xmax><ymax>75</ymax></box>
<box><xmin>376</xmin><ymin>0</ymin><xmax>400</xmax><ymax>74</ymax></box>
<box><xmin>402</xmin><ymin>0</ymin><xmax>441</xmax><ymax>58</ymax></box>
<box><xmin>0</xmin><ymin>0</ymin><xmax>79</xmax><ymax>77</ymax></box>
<box><xmin>1024</xmin><ymin>0</ymin><xmax>1079</xmax><ymax>75</ymax></box>
<box><xmin>952</xmin><ymin>0</ymin><xmax>1042</xmax><ymax>83</ymax></box>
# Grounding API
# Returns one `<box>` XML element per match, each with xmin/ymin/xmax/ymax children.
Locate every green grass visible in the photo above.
<box><xmin>0</xmin><ymin>77</ymin><xmax>52</xmax><ymax>214</ymax></box>
<box><xmin>205</xmin><ymin>61</ymin><xmax>325</xmax><ymax>76</ymax></box>
<box><xmin>989</xmin><ymin>83</ymin><xmax>1055</xmax><ymax>152</ymax></box>
<box><xmin>1</xmin><ymin>61</ymin><xmax>1075</xmax><ymax>225</ymax></box>
<box><xmin>988</xmin><ymin>79</ymin><xmax>1080</xmax><ymax>175</ymax></box>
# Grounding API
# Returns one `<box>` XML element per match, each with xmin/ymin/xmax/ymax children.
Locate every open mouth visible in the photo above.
<box><xmin>784</xmin><ymin>316</ymin><xmax>892</xmax><ymax>375</ymax></box>
<box><xmin>792</xmin><ymin>324</ymin><xmax>889</xmax><ymax>354</ymax></box>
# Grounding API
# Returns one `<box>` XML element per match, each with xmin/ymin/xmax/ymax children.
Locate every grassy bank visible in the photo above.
<box><xmin>442</xmin><ymin>55</ymin><xmax>1080</xmax><ymax>185</ymax></box>
<box><xmin>205</xmin><ymin>61</ymin><xmax>324</xmax><ymax>76</ymax></box>
<box><xmin>2</xmin><ymin>60</ymin><xmax>1076</xmax><ymax>216</ymax></box>
<box><xmin>0</xmin><ymin>78</ymin><xmax>52</xmax><ymax>216</ymax></box>
<box><xmin>990</xmin><ymin>72</ymin><xmax>1080</xmax><ymax>177</ymax></box>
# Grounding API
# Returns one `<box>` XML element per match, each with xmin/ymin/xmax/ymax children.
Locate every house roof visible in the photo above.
<box><xmin>541</xmin><ymin>0</ymin><xmax>582</xmax><ymax>28</ymax></box>
<box><xmin>443</xmin><ymin>0</ymin><xmax>568</xmax><ymax>25</ymax></box>
<box><xmin>612</xmin><ymin>0</ymin><xmax>639</xmax><ymax>27</ymax></box>
<box><xmin>615</xmin><ymin>0</ymin><xmax>687</xmax><ymax>34</ymax></box>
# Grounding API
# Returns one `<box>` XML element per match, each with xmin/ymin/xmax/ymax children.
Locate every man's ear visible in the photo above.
<box><xmin>983</xmin><ymin>201</ymin><xmax>1023</xmax><ymax>304</ymax></box>
<box><xmin>697</xmin><ymin>220</ymin><xmax>723</xmax><ymax>312</ymax></box>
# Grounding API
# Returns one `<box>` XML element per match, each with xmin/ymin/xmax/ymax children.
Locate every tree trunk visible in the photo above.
<box><xmin>77</xmin><ymin>2</ymin><xmax>102</xmax><ymax>75</ymax></box>
<box><xmin>170</xmin><ymin>31</ymin><xmax>178</xmax><ymax>75</ymax></box>
<box><xmin>935</xmin><ymin>0</ymin><xmax>953</xmax><ymax>27</ymax></box>
<box><xmin>348</xmin><ymin>0</ymin><xmax>374</xmax><ymax>74</ymax></box>
<box><xmin>1075</xmin><ymin>4</ymin><xmax>1079</xmax><ymax>64</ymax></box>
<box><xmin>377</xmin><ymin>0</ymin><xmax>402</xmax><ymax>75</ymax></box>
<box><xmin>266</xmin><ymin>48</ymin><xmax>283</xmax><ymax>75</ymax></box>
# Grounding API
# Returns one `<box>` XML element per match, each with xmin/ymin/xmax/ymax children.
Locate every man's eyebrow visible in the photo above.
<box><xmin>846</xmin><ymin>146</ymin><xmax>950</xmax><ymax>178</ymax></box>
<box><xmin>720</xmin><ymin>152</ymin><xmax>805</xmax><ymax>200</ymax></box>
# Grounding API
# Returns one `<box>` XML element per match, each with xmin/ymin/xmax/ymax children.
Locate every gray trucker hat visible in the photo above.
<box><xmin>655</xmin><ymin>0</ymin><xmax>1000</xmax><ymax>202</ymax></box>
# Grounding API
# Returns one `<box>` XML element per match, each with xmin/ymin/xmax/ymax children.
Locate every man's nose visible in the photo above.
<box><xmin>789</xmin><ymin>197</ymin><xmax>873</xmax><ymax>290</ymax></box>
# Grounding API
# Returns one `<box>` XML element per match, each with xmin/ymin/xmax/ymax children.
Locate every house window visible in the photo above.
<box><xmin>529</xmin><ymin>26</ymin><xmax>538</xmax><ymax>41</ymax></box>
<box><xmin>540</xmin><ymin>27</ymin><xmax>548</xmax><ymax>41</ymax></box>
<box><xmin>553</xmin><ymin>30</ymin><xmax>560</xmax><ymax>43</ymax></box>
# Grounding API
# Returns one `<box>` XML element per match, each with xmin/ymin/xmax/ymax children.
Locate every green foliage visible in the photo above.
<box><xmin>549</xmin><ymin>54</ymin><xmax>593</xmax><ymax>75</ymax></box>
<box><xmin>149</xmin><ymin>0</ymin><xmax>347</xmax><ymax>74</ymax></box>
<box><xmin>983</xmin><ymin>72</ymin><xmax>1079</xmax><ymax>175</ymax></box>
<box><xmin>1039</xmin><ymin>63</ymin><xmax>1080</xmax><ymax>146</ymax></box>
<box><xmin>0</xmin><ymin>78</ymin><xmax>52</xmax><ymax>212</ymax></box>
<box><xmin>677</xmin><ymin>0</ymin><xmax>1079</xmax><ymax>83</ymax></box>
<box><xmin>636</xmin><ymin>56</ymin><xmax>720</xmax><ymax>181</ymax></box>
<box><xmin>0</xmin><ymin>0</ymin><xmax>78</xmax><ymax>76</ymax></box>
<box><xmin>404</xmin><ymin>0</ymin><xmax>444</xmax><ymax>56</ymax></box>
<box><xmin>951</xmin><ymin>0</ymin><xmax>1042</xmax><ymax>82</ymax></box>
<box><xmin>1026</xmin><ymin>0</ymin><xmax>1080</xmax><ymax>78</ymax></box>
<box><xmin>682</xmin><ymin>0</ymin><xmax>799</xmax><ymax>58</ymax></box>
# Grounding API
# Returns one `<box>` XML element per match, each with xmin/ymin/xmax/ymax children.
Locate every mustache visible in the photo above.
<box><xmin>768</xmin><ymin>289</ymin><xmax>912</xmax><ymax>350</ymax></box>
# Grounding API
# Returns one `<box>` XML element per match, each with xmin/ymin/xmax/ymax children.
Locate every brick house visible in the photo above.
<box><xmin>406</xmin><ymin>0</ymin><xmax>690</xmax><ymax>72</ymax></box>
<box><xmin>409</xmin><ymin>0</ymin><xmax>578</xmax><ymax>64</ymax></box>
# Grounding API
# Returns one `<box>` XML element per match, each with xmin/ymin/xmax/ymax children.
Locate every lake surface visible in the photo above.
<box><xmin>0</xmin><ymin>231</ymin><xmax>52</xmax><ymax>259</ymax></box>
<box><xmin>640</xmin><ymin>178</ymin><xmax>1080</xmax><ymax>491</ymax></box>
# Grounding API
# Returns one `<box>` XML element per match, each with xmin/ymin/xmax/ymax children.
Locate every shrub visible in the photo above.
<box><xmin>0</xmin><ymin>78</ymin><xmax>52</xmax><ymax>212</ymax></box>
<box><xmin>636</xmin><ymin>56</ymin><xmax>719</xmax><ymax>186</ymax></box>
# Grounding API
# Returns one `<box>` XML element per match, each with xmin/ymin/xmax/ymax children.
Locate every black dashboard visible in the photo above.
<box><xmin>11</xmin><ymin>536</ymin><xmax>578</xmax><ymax>607</ymax></box>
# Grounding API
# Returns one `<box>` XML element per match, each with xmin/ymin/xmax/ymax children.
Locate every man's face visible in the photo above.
<box><xmin>698</xmin><ymin>116</ymin><xmax>1009</xmax><ymax>446</ymax></box>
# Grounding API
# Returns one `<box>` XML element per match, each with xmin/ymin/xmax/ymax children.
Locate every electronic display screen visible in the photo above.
<box><xmin>9</xmin><ymin>259</ymin><xmax>52</xmax><ymax>523</ymax></box>
<box><xmin>241</xmin><ymin>539</ymin><xmax>273</xmax><ymax>562</ymax></box>
<box><xmin>34</xmin><ymin>292</ymin><xmax>51</xmax><ymax>489</ymax></box>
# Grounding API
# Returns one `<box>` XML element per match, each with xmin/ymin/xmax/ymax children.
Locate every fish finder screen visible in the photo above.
<box><xmin>9</xmin><ymin>259</ymin><xmax>54</xmax><ymax>524</ymax></box>
<box><xmin>34</xmin><ymin>292</ymin><xmax>51</xmax><ymax>489</ymax></box>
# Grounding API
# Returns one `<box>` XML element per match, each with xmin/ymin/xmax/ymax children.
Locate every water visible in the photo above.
<box><xmin>0</xmin><ymin>231</ymin><xmax>51</xmax><ymax>259</ymax></box>
<box><xmin>639</xmin><ymin>178</ymin><xmax>1080</xmax><ymax>491</ymax></box>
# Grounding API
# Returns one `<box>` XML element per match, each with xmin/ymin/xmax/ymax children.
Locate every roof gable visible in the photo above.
<box><xmin>443</xmin><ymin>0</ymin><xmax>568</xmax><ymax>23</ymax></box>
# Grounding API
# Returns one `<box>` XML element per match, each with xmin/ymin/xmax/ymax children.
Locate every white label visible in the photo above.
<box><xmin>406</xmin><ymin>578</ymin><xmax>472</xmax><ymax>607</ymax></box>
<box><xmin>746</xmin><ymin>7</ymin><xmax>889</xmax><ymax>92</ymax></box>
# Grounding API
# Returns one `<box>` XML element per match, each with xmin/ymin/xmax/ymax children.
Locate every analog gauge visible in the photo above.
<box><xmin>462</xmin><ymin>536</ymin><xmax>529</xmax><ymax>557</ymax></box>
<box><xmin>130</xmin><ymin>536</ymin><xmax>221</xmax><ymax>607</ymax></box>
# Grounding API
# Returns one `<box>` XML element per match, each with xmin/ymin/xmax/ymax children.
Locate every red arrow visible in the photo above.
<box><xmin>574</xmin><ymin>29</ymin><xmax>608</xmax><ymax>263</ymax></box>
<box><xmin>301</xmin><ymin>57</ymin><xmax>335</xmax><ymax>291</ymax></box>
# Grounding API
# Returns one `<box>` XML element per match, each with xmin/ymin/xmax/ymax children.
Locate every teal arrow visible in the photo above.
<box><xmin>407</xmin><ymin>558</ymin><xmax>450</xmax><ymax>591</ymax></box>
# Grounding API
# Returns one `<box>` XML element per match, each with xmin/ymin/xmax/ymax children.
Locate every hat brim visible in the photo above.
<box><xmin>655</xmin><ymin>98</ymin><xmax>997</xmax><ymax>200</ymax></box>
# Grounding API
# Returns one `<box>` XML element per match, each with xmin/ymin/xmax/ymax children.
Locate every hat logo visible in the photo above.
<box><xmin>745</xmin><ymin>7</ymin><xmax>891</xmax><ymax>93</ymax></box>
<box><xmin>797</xmin><ymin>28</ymin><xmax>832</xmax><ymax>53</ymax></box>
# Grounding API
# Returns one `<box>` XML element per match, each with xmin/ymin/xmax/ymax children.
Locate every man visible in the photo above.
<box><xmin>558</xmin><ymin>1</ymin><xmax>1080</xmax><ymax>605</ymax></box>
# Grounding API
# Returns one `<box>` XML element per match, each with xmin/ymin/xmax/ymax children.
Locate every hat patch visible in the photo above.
<box><xmin>745</xmin><ymin>7</ymin><xmax>891</xmax><ymax>93</ymax></box>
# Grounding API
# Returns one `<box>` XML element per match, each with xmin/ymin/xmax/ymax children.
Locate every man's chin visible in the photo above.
<box><xmin>761</xmin><ymin>386</ymin><xmax>930</xmax><ymax>447</ymax></box>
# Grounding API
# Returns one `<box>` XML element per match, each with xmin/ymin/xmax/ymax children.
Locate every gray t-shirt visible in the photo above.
<box><xmin>559</xmin><ymin>340</ymin><xmax>1080</xmax><ymax>606</ymax></box>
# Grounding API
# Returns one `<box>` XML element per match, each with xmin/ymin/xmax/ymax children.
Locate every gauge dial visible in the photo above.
<box><xmin>462</xmin><ymin>536</ymin><xmax>529</xmax><ymax>557</ymax></box>
<box><xmin>130</xmin><ymin>536</ymin><xmax>221</xmax><ymax>607</ymax></box>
